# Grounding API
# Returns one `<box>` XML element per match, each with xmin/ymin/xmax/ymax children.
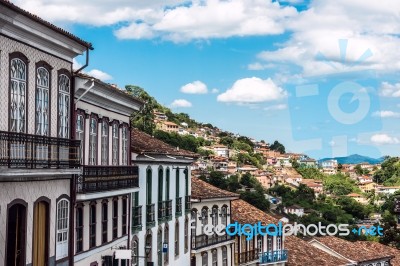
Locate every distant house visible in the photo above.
<box><xmin>212</xmin><ymin>144</ymin><xmax>229</xmax><ymax>158</ymax></box>
<box><xmin>321</xmin><ymin>159</ymin><xmax>338</xmax><ymax>169</ymax></box>
<box><xmin>358</xmin><ymin>181</ymin><xmax>377</xmax><ymax>193</ymax></box>
<box><xmin>376</xmin><ymin>186</ymin><xmax>400</xmax><ymax>195</ymax></box>
<box><xmin>157</xmin><ymin>121</ymin><xmax>180</xmax><ymax>133</ymax></box>
<box><xmin>283</xmin><ymin>205</ymin><xmax>305</xmax><ymax>217</ymax></box>
<box><xmin>299</xmin><ymin>158</ymin><xmax>317</xmax><ymax>168</ymax></box>
<box><xmin>347</xmin><ymin>193</ymin><xmax>368</xmax><ymax>204</ymax></box>
<box><xmin>237</xmin><ymin>165</ymin><xmax>258</xmax><ymax>174</ymax></box>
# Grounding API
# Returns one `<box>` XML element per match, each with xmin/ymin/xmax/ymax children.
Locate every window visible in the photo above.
<box><xmin>121</xmin><ymin>126</ymin><xmax>128</xmax><ymax>165</ymax></box>
<box><xmin>132</xmin><ymin>239</ymin><xmax>138</xmax><ymax>266</ymax></box>
<box><xmin>101</xmin><ymin>120</ymin><xmax>109</xmax><ymax>165</ymax></box>
<box><xmin>212</xmin><ymin>249</ymin><xmax>217</xmax><ymax>266</ymax></box>
<box><xmin>257</xmin><ymin>235</ymin><xmax>263</xmax><ymax>252</ymax></box>
<box><xmin>277</xmin><ymin>236</ymin><xmax>282</xmax><ymax>250</ymax></box>
<box><xmin>58</xmin><ymin>74</ymin><xmax>70</xmax><ymax>138</ymax></box>
<box><xmin>76</xmin><ymin>113</ymin><xmax>85</xmax><ymax>163</ymax></box>
<box><xmin>185</xmin><ymin>168</ymin><xmax>189</xmax><ymax>196</ymax></box>
<box><xmin>212</xmin><ymin>206</ymin><xmax>218</xmax><ymax>227</ymax></box>
<box><xmin>158</xmin><ymin>167</ymin><xmax>163</xmax><ymax>203</ymax></box>
<box><xmin>122</xmin><ymin>197</ymin><xmax>127</xmax><ymax>235</ymax></box>
<box><xmin>146</xmin><ymin>168</ymin><xmax>152</xmax><ymax>205</ymax></box>
<box><xmin>89</xmin><ymin>203</ymin><xmax>96</xmax><ymax>248</ymax></box>
<box><xmin>112</xmin><ymin>123</ymin><xmax>119</xmax><ymax>165</ymax></box>
<box><xmin>164</xmin><ymin>225</ymin><xmax>169</xmax><ymax>264</ymax></box>
<box><xmin>35</xmin><ymin>66</ymin><xmax>50</xmax><ymax>136</ymax></box>
<box><xmin>157</xmin><ymin>228</ymin><xmax>162</xmax><ymax>266</ymax></box>
<box><xmin>166</xmin><ymin>168</ymin><xmax>170</xmax><ymax>200</ymax></box>
<box><xmin>184</xmin><ymin>217</ymin><xmax>189</xmax><ymax>253</ymax></box>
<box><xmin>56</xmin><ymin>199</ymin><xmax>69</xmax><ymax>260</ymax></box>
<box><xmin>176</xmin><ymin>168</ymin><xmax>180</xmax><ymax>198</ymax></box>
<box><xmin>221</xmin><ymin>206</ymin><xmax>227</xmax><ymax>226</ymax></box>
<box><xmin>201</xmin><ymin>207</ymin><xmax>208</xmax><ymax>227</ymax></box>
<box><xmin>113</xmin><ymin>199</ymin><xmax>118</xmax><ymax>239</ymax></box>
<box><xmin>101</xmin><ymin>201</ymin><xmax>108</xmax><ymax>244</ymax></box>
<box><xmin>202</xmin><ymin>252</ymin><xmax>208</xmax><ymax>266</ymax></box>
<box><xmin>89</xmin><ymin>117</ymin><xmax>98</xmax><ymax>165</ymax></box>
<box><xmin>145</xmin><ymin>232</ymin><xmax>152</xmax><ymax>262</ymax></box>
<box><xmin>6</xmin><ymin>202</ymin><xmax>27</xmax><ymax>266</ymax></box>
<box><xmin>222</xmin><ymin>246</ymin><xmax>227</xmax><ymax>266</ymax></box>
<box><xmin>10</xmin><ymin>57</ymin><xmax>27</xmax><ymax>133</ymax></box>
<box><xmin>76</xmin><ymin>206</ymin><xmax>83</xmax><ymax>252</ymax></box>
<box><xmin>267</xmin><ymin>236</ymin><xmax>272</xmax><ymax>251</ymax></box>
<box><xmin>175</xmin><ymin>221</ymin><xmax>179</xmax><ymax>256</ymax></box>
<box><xmin>191</xmin><ymin>210</ymin><xmax>197</xmax><ymax>237</ymax></box>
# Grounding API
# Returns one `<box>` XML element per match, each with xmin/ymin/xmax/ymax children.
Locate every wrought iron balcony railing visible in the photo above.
<box><xmin>191</xmin><ymin>234</ymin><xmax>233</xmax><ymax>250</ymax></box>
<box><xmin>235</xmin><ymin>249</ymin><xmax>260</xmax><ymax>265</ymax></box>
<box><xmin>76</xmin><ymin>165</ymin><xmax>139</xmax><ymax>193</ymax></box>
<box><xmin>176</xmin><ymin>197</ymin><xmax>182</xmax><ymax>216</ymax></box>
<box><xmin>146</xmin><ymin>204</ymin><xmax>155</xmax><ymax>227</ymax></box>
<box><xmin>158</xmin><ymin>201</ymin><xmax>166</xmax><ymax>221</ymax></box>
<box><xmin>0</xmin><ymin>131</ymin><xmax>80</xmax><ymax>169</ymax></box>
<box><xmin>185</xmin><ymin>195</ymin><xmax>191</xmax><ymax>212</ymax></box>
<box><xmin>158</xmin><ymin>200</ymin><xmax>173</xmax><ymax>222</ymax></box>
<box><xmin>165</xmin><ymin>200</ymin><xmax>172</xmax><ymax>220</ymax></box>
<box><xmin>131</xmin><ymin>205</ymin><xmax>142</xmax><ymax>233</ymax></box>
<box><xmin>259</xmin><ymin>250</ymin><xmax>288</xmax><ymax>264</ymax></box>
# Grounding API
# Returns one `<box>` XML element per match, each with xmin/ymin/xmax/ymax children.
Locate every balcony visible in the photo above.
<box><xmin>191</xmin><ymin>234</ymin><xmax>234</xmax><ymax>250</ymax></box>
<box><xmin>259</xmin><ymin>250</ymin><xmax>288</xmax><ymax>264</ymax></box>
<box><xmin>131</xmin><ymin>206</ymin><xmax>142</xmax><ymax>233</ymax></box>
<box><xmin>165</xmin><ymin>200</ymin><xmax>172</xmax><ymax>220</ymax></box>
<box><xmin>176</xmin><ymin>197</ymin><xmax>182</xmax><ymax>216</ymax></box>
<box><xmin>146</xmin><ymin>204</ymin><xmax>155</xmax><ymax>227</ymax></box>
<box><xmin>0</xmin><ymin>131</ymin><xmax>80</xmax><ymax>169</ymax></box>
<box><xmin>185</xmin><ymin>195</ymin><xmax>191</xmax><ymax>213</ymax></box>
<box><xmin>158</xmin><ymin>200</ymin><xmax>173</xmax><ymax>222</ymax></box>
<box><xmin>158</xmin><ymin>201</ymin><xmax>166</xmax><ymax>222</ymax></box>
<box><xmin>76</xmin><ymin>165</ymin><xmax>139</xmax><ymax>193</ymax></box>
<box><xmin>235</xmin><ymin>249</ymin><xmax>260</xmax><ymax>265</ymax></box>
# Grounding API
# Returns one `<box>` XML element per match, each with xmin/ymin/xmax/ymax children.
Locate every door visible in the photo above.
<box><xmin>32</xmin><ymin>201</ymin><xmax>49</xmax><ymax>266</ymax></box>
<box><xmin>6</xmin><ymin>203</ymin><xmax>27</xmax><ymax>266</ymax></box>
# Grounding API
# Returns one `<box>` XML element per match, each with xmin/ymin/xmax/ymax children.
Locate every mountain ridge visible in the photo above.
<box><xmin>319</xmin><ymin>154</ymin><xmax>384</xmax><ymax>165</ymax></box>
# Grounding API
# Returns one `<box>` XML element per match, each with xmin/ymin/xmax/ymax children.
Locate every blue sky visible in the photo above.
<box><xmin>16</xmin><ymin>0</ymin><xmax>400</xmax><ymax>159</ymax></box>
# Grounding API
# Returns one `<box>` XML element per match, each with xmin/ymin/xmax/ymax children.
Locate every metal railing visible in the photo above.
<box><xmin>176</xmin><ymin>197</ymin><xmax>182</xmax><ymax>215</ymax></box>
<box><xmin>191</xmin><ymin>234</ymin><xmax>233</xmax><ymax>250</ymax></box>
<box><xmin>76</xmin><ymin>165</ymin><xmax>139</xmax><ymax>193</ymax></box>
<box><xmin>0</xmin><ymin>131</ymin><xmax>80</xmax><ymax>168</ymax></box>
<box><xmin>185</xmin><ymin>195</ymin><xmax>191</xmax><ymax>212</ymax></box>
<box><xmin>235</xmin><ymin>249</ymin><xmax>260</xmax><ymax>265</ymax></box>
<box><xmin>165</xmin><ymin>200</ymin><xmax>172</xmax><ymax>220</ymax></box>
<box><xmin>131</xmin><ymin>205</ymin><xmax>142</xmax><ymax>233</ymax></box>
<box><xmin>146</xmin><ymin>204</ymin><xmax>155</xmax><ymax>227</ymax></box>
<box><xmin>259</xmin><ymin>250</ymin><xmax>288</xmax><ymax>264</ymax></box>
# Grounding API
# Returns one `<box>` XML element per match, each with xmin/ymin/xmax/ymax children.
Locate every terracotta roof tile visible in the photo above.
<box><xmin>191</xmin><ymin>177</ymin><xmax>239</xmax><ymax>200</ymax></box>
<box><xmin>231</xmin><ymin>199</ymin><xmax>278</xmax><ymax>225</ymax></box>
<box><xmin>316</xmin><ymin>236</ymin><xmax>395</xmax><ymax>263</ymax></box>
<box><xmin>285</xmin><ymin>236</ymin><xmax>348</xmax><ymax>266</ymax></box>
<box><xmin>131</xmin><ymin>128</ymin><xmax>198</xmax><ymax>157</ymax></box>
<box><xmin>0</xmin><ymin>0</ymin><xmax>92</xmax><ymax>49</ymax></box>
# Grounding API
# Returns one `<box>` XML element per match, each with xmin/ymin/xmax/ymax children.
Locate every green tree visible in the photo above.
<box><xmin>270</xmin><ymin>140</ymin><xmax>286</xmax><ymax>154</ymax></box>
<box><xmin>240</xmin><ymin>191</ymin><xmax>270</xmax><ymax>211</ymax></box>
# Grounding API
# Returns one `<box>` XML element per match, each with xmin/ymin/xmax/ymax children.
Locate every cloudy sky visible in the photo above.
<box><xmin>15</xmin><ymin>0</ymin><xmax>400</xmax><ymax>159</ymax></box>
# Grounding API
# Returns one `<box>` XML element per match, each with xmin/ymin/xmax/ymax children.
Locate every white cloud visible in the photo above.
<box><xmin>328</xmin><ymin>140</ymin><xmax>335</xmax><ymax>147</ymax></box>
<box><xmin>247</xmin><ymin>62</ymin><xmax>276</xmax><ymax>70</ymax></box>
<box><xmin>264</xmin><ymin>104</ymin><xmax>287</xmax><ymax>111</ymax></box>
<box><xmin>370</xmin><ymin>134</ymin><xmax>400</xmax><ymax>145</ymax></box>
<box><xmin>15</xmin><ymin>0</ymin><xmax>297</xmax><ymax>42</ymax></box>
<box><xmin>379</xmin><ymin>82</ymin><xmax>400</xmax><ymax>97</ymax></box>
<box><xmin>372</xmin><ymin>110</ymin><xmax>400</xmax><ymax>118</ymax></box>
<box><xmin>211</xmin><ymin>88</ymin><xmax>219</xmax><ymax>94</ymax></box>
<box><xmin>180</xmin><ymin>81</ymin><xmax>208</xmax><ymax>94</ymax></box>
<box><xmin>170</xmin><ymin>99</ymin><xmax>192</xmax><ymax>108</ymax></box>
<box><xmin>217</xmin><ymin>77</ymin><xmax>287</xmax><ymax>103</ymax></box>
<box><xmin>86</xmin><ymin>69</ymin><xmax>113</xmax><ymax>81</ymax></box>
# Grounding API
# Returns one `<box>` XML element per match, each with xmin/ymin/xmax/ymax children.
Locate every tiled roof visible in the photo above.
<box><xmin>286</xmin><ymin>236</ymin><xmax>348</xmax><ymax>266</ymax></box>
<box><xmin>76</xmin><ymin>73</ymin><xmax>144</xmax><ymax>105</ymax></box>
<box><xmin>231</xmin><ymin>199</ymin><xmax>278</xmax><ymax>225</ymax></box>
<box><xmin>0</xmin><ymin>0</ymin><xmax>92</xmax><ymax>49</ymax></box>
<box><xmin>131</xmin><ymin>128</ymin><xmax>198</xmax><ymax>157</ymax></box>
<box><xmin>316</xmin><ymin>236</ymin><xmax>395</xmax><ymax>263</ymax></box>
<box><xmin>191</xmin><ymin>177</ymin><xmax>239</xmax><ymax>200</ymax></box>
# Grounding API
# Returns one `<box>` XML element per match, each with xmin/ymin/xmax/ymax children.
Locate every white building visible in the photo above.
<box><xmin>320</xmin><ymin>159</ymin><xmax>338</xmax><ymax>169</ymax></box>
<box><xmin>283</xmin><ymin>205</ymin><xmax>305</xmax><ymax>217</ymax></box>
<box><xmin>213</xmin><ymin>145</ymin><xmax>229</xmax><ymax>158</ymax></box>
<box><xmin>190</xmin><ymin>177</ymin><xmax>239</xmax><ymax>266</ymax></box>
<box><xmin>131</xmin><ymin>128</ymin><xmax>198</xmax><ymax>266</ymax></box>
<box><xmin>0</xmin><ymin>2</ymin><xmax>91</xmax><ymax>266</ymax></box>
<box><xmin>73</xmin><ymin>74</ymin><xmax>143</xmax><ymax>265</ymax></box>
<box><xmin>231</xmin><ymin>200</ymin><xmax>287</xmax><ymax>266</ymax></box>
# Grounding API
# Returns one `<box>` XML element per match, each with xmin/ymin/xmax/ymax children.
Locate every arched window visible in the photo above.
<box><xmin>101</xmin><ymin>119</ymin><xmax>109</xmax><ymax>165</ymax></box>
<box><xmin>89</xmin><ymin>202</ymin><xmax>96</xmax><ymax>248</ymax></box>
<box><xmin>10</xmin><ymin>56</ymin><xmax>27</xmax><ymax>133</ymax></box>
<box><xmin>166</xmin><ymin>168</ymin><xmax>170</xmax><ymax>200</ymax></box>
<box><xmin>58</xmin><ymin>73</ymin><xmax>70</xmax><ymax>138</ymax></box>
<box><xmin>157</xmin><ymin>228</ymin><xmax>163</xmax><ymax>266</ymax></box>
<box><xmin>158</xmin><ymin>167</ymin><xmax>163</xmax><ymax>203</ymax></box>
<box><xmin>277</xmin><ymin>236</ymin><xmax>282</xmax><ymax>250</ymax></box>
<box><xmin>56</xmin><ymin>199</ymin><xmax>69</xmax><ymax>260</ymax></box>
<box><xmin>121</xmin><ymin>125</ymin><xmax>128</xmax><ymax>165</ymax></box>
<box><xmin>211</xmin><ymin>206</ymin><xmax>218</xmax><ymax>227</ymax></box>
<box><xmin>89</xmin><ymin>116</ymin><xmax>98</xmax><ymax>165</ymax></box>
<box><xmin>100</xmin><ymin>201</ymin><xmax>107</xmax><ymax>243</ymax></box>
<box><xmin>175</xmin><ymin>220</ymin><xmax>179</xmax><ymax>256</ymax></box>
<box><xmin>75</xmin><ymin>112</ymin><xmax>85</xmax><ymax>163</ymax></box>
<box><xmin>202</xmin><ymin>252</ymin><xmax>208</xmax><ymax>266</ymax></box>
<box><xmin>164</xmin><ymin>225</ymin><xmax>169</xmax><ymax>264</ymax></box>
<box><xmin>146</xmin><ymin>168</ymin><xmax>152</xmax><ymax>205</ymax></box>
<box><xmin>221</xmin><ymin>205</ymin><xmax>227</xmax><ymax>226</ymax></box>
<box><xmin>201</xmin><ymin>207</ymin><xmax>208</xmax><ymax>226</ymax></box>
<box><xmin>212</xmin><ymin>249</ymin><xmax>218</xmax><ymax>266</ymax></box>
<box><xmin>112</xmin><ymin>123</ymin><xmax>119</xmax><ymax>165</ymax></box>
<box><xmin>145</xmin><ymin>231</ymin><xmax>153</xmax><ymax>262</ymax></box>
<box><xmin>184</xmin><ymin>216</ymin><xmax>189</xmax><ymax>253</ymax></box>
<box><xmin>257</xmin><ymin>235</ymin><xmax>263</xmax><ymax>252</ymax></box>
<box><xmin>222</xmin><ymin>246</ymin><xmax>228</xmax><ymax>266</ymax></box>
<box><xmin>132</xmin><ymin>239</ymin><xmax>139</xmax><ymax>266</ymax></box>
<box><xmin>267</xmin><ymin>235</ymin><xmax>272</xmax><ymax>251</ymax></box>
<box><xmin>35</xmin><ymin>66</ymin><xmax>50</xmax><ymax>136</ymax></box>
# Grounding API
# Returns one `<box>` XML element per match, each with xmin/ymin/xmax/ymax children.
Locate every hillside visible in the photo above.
<box><xmin>319</xmin><ymin>154</ymin><xmax>384</xmax><ymax>165</ymax></box>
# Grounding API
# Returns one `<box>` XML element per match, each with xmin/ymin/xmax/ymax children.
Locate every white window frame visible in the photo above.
<box><xmin>10</xmin><ymin>58</ymin><xmax>26</xmax><ymax>133</ymax></box>
<box><xmin>56</xmin><ymin>199</ymin><xmax>69</xmax><ymax>260</ymax></box>
<box><xmin>101</xmin><ymin>121</ymin><xmax>109</xmax><ymax>165</ymax></box>
<box><xmin>112</xmin><ymin>123</ymin><xmax>119</xmax><ymax>165</ymax></box>
<box><xmin>35</xmin><ymin>67</ymin><xmax>50</xmax><ymax>136</ymax></box>
<box><xmin>89</xmin><ymin>117</ymin><xmax>97</xmax><ymax>165</ymax></box>
<box><xmin>212</xmin><ymin>249</ymin><xmax>217</xmax><ymax>266</ymax></box>
<box><xmin>122</xmin><ymin>126</ymin><xmax>128</xmax><ymax>165</ymax></box>
<box><xmin>58</xmin><ymin>74</ymin><xmax>70</xmax><ymax>138</ymax></box>
<box><xmin>76</xmin><ymin>114</ymin><xmax>84</xmax><ymax>163</ymax></box>
<box><xmin>202</xmin><ymin>252</ymin><xmax>208</xmax><ymax>266</ymax></box>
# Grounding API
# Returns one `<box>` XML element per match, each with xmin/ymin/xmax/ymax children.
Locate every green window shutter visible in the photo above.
<box><xmin>147</xmin><ymin>169</ymin><xmax>152</xmax><ymax>204</ymax></box>
<box><xmin>158</xmin><ymin>168</ymin><xmax>163</xmax><ymax>202</ymax></box>
<box><xmin>166</xmin><ymin>169</ymin><xmax>170</xmax><ymax>200</ymax></box>
<box><xmin>176</xmin><ymin>168</ymin><xmax>180</xmax><ymax>198</ymax></box>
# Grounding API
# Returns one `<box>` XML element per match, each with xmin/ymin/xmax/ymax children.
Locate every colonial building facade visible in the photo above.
<box><xmin>0</xmin><ymin>1</ymin><xmax>91</xmax><ymax>266</ymax></box>
<box><xmin>72</xmin><ymin>74</ymin><xmax>143</xmax><ymax>265</ymax></box>
<box><xmin>130</xmin><ymin>128</ymin><xmax>197</xmax><ymax>266</ymax></box>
